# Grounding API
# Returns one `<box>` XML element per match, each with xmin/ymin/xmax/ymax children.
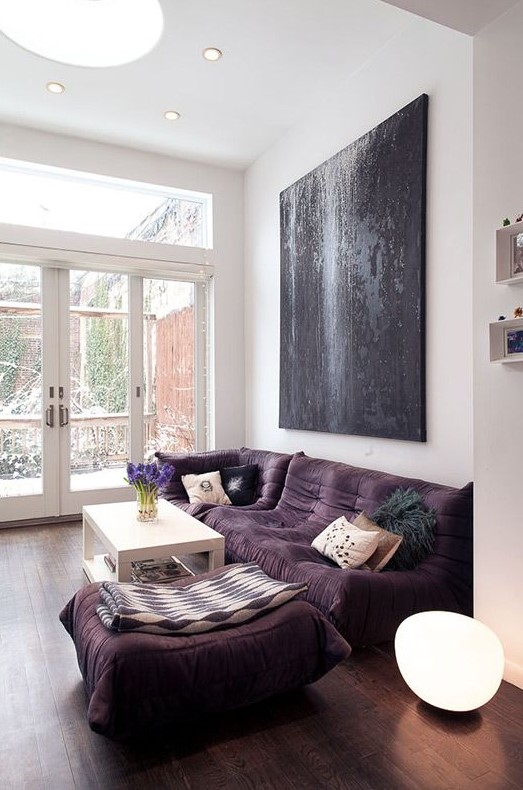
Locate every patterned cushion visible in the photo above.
<box><xmin>311</xmin><ymin>516</ymin><xmax>380</xmax><ymax>570</ymax></box>
<box><xmin>353</xmin><ymin>511</ymin><xmax>403</xmax><ymax>571</ymax></box>
<box><xmin>181</xmin><ymin>471</ymin><xmax>231</xmax><ymax>505</ymax></box>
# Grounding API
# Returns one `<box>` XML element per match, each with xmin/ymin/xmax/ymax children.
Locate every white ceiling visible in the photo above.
<box><xmin>0</xmin><ymin>0</ymin><xmax>518</xmax><ymax>170</ymax></box>
<box><xmin>381</xmin><ymin>0</ymin><xmax>520</xmax><ymax>35</ymax></box>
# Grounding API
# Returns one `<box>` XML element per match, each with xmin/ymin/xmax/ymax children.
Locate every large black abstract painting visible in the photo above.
<box><xmin>279</xmin><ymin>94</ymin><xmax>428</xmax><ymax>442</ymax></box>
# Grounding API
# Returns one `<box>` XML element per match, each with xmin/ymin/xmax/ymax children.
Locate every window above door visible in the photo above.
<box><xmin>0</xmin><ymin>156</ymin><xmax>213</xmax><ymax>249</ymax></box>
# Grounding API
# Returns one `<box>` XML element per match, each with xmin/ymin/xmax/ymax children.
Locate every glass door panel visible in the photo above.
<box><xmin>68</xmin><ymin>270</ymin><xmax>129</xmax><ymax>491</ymax></box>
<box><xmin>0</xmin><ymin>264</ymin><xmax>43</xmax><ymax>500</ymax></box>
<box><xmin>143</xmin><ymin>278</ymin><xmax>195</xmax><ymax>457</ymax></box>
<box><xmin>0</xmin><ymin>263</ymin><xmax>205</xmax><ymax>523</ymax></box>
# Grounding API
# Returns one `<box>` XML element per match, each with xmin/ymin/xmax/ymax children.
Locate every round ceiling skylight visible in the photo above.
<box><xmin>0</xmin><ymin>0</ymin><xmax>164</xmax><ymax>68</ymax></box>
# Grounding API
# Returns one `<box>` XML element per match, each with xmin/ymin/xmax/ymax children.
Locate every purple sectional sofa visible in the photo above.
<box><xmin>157</xmin><ymin>448</ymin><xmax>473</xmax><ymax>647</ymax></box>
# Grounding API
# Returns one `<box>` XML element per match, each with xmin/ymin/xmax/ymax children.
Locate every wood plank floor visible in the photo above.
<box><xmin>0</xmin><ymin>523</ymin><xmax>522</xmax><ymax>790</ymax></box>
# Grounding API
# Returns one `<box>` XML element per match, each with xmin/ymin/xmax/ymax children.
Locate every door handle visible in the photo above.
<box><xmin>59</xmin><ymin>404</ymin><xmax>69</xmax><ymax>427</ymax></box>
<box><xmin>45</xmin><ymin>404</ymin><xmax>54</xmax><ymax>427</ymax></box>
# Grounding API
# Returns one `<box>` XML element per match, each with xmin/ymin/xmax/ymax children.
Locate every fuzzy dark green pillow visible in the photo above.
<box><xmin>371</xmin><ymin>488</ymin><xmax>436</xmax><ymax>570</ymax></box>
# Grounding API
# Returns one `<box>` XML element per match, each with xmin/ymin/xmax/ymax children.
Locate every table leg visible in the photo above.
<box><xmin>83</xmin><ymin>515</ymin><xmax>94</xmax><ymax>562</ymax></box>
<box><xmin>116</xmin><ymin>560</ymin><xmax>132</xmax><ymax>582</ymax></box>
<box><xmin>208</xmin><ymin>547</ymin><xmax>225</xmax><ymax>570</ymax></box>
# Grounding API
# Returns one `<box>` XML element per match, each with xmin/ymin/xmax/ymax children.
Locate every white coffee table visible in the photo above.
<box><xmin>82</xmin><ymin>498</ymin><xmax>225</xmax><ymax>582</ymax></box>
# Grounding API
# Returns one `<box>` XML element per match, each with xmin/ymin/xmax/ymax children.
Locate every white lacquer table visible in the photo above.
<box><xmin>82</xmin><ymin>498</ymin><xmax>225</xmax><ymax>582</ymax></box>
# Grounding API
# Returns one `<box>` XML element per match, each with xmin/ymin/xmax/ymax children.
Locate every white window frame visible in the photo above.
<box><xmin>0</xmin><ymin>222</ymin><xmax>214</xmax><ymax>455</ymax></box>
<box><xmin>0</xmin><ymin>156</ymin><xmax>213</xmax><ymax>249</ymax></box>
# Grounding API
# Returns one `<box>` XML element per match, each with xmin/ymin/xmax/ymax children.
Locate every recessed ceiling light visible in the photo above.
<box><xmin>0</xmin><ymin>0</ymin><xmax>164</xmax><ymax>68</ymax></box>
<box><xmin>202</xmin><ymin>47</ymin><xmax>223</xmax><ymax>62</ymax></box>
<box><xmin>164</xmin><ymin>110</ymin><xmax>181</xmax><ymax>121</ymax></box>
<box><xmin>46</xmin><ymin>81</ymin><xmax>65</xmax><ymax>94</ymax></box>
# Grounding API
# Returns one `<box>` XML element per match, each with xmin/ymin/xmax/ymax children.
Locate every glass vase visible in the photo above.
<box><xmin>136</xmin><ymin>488</ymin><xmax>158</xmax><ymax>522</ymax></box>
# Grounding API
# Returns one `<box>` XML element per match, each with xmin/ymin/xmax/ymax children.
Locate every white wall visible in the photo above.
<box><xmin>474</xmin><ymin>2</ymin><xmax>523</xmax><ymax>688</ymax></box>
<box><xmin>244</xmin><ymin>19</ymin><xmax>473</xmax><ymax>488</ymax></box>
<box><xmin>0</xmin><ymin>122</ymin><xmax>245</xmax><ymax>451</ymax></box>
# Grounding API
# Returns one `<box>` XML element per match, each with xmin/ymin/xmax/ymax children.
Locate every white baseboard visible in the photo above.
<box><xmin>504</xmin><ymin>659</ymin><xmax>523</xmax><ymax>690</ymax></box>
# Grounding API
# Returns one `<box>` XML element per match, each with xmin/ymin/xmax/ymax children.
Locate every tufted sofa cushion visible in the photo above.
<box><xmin>199</xmin><ymin>453</ymin><xmax>473</xmax><ymax>646</ymax></box>
<box><xmin>156</xmin><ymin>447</ymin><xmax>295</xmax><ymax>516</ymax></box>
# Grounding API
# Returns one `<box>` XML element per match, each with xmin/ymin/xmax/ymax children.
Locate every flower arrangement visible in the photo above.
<box><xmin>125</xmin><ymin>461</ymin><xmax>175</xmax><ymax>522</ymax></box>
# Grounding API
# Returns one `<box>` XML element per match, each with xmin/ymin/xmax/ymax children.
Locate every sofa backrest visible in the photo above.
<box><xmin>238</xmin><ymin>447</ymin><xmax>296</xmax><ymax>506</ymax></box>
<box><xmin>278</xmin><ymin>454</ymin><xmax>362</xmax><ymax>520</ymax></box>
<box><xmin>278</xmin><ymin>453</ymin><xmax>473</xmax><ymax>583</ymax></box>
<box><xmin>353</xmin><ymin>470</ymin><xmax>473</xmax><ymax>580</ymax></box>
<box><xmin>156</xmin><ymin>449</ymin><xmax>241</xmax><ymax>500</ymax></box>
<box><xmin>156</xmin><ymin>447</ymin><xmax>295</xmax><ymax>508</ymax></box>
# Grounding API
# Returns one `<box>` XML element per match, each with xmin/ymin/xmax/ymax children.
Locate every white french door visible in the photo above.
<box><xmin>57</xmin><ymin>266</ymin><xmax>135</xmax><ymax>515</ymax></box>
<box><xmin>0</xmin><ymin>258</ymin><xmax>209</xmax><ymax>522</ymax></box>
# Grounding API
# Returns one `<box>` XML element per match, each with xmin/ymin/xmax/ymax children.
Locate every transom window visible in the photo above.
<box><xmin>0</xmin><ymin>157</ymin><xmax>212</xmax><ymax>248</ymax></box>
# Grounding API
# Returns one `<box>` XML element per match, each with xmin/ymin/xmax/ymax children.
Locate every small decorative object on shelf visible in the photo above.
<box><xmin>514</xmin><ymin>306</ymin><xmax>523</xmax><ymax>318</ymax></box>
<box><xmin>502</xmin><ymin>214</ymin><xmax>523</xmax><ymax>225</ymax></box>
<box><xmin>124</xmin><ymin>461</ymin><xmax>175</xmax><ymax>522</ymax></box>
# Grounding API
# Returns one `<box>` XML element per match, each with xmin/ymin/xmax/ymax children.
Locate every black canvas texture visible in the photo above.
<box><xmin>280</xmin><ymin>94</ymin><xmax>428</xmax><ymax>441</ymax></box>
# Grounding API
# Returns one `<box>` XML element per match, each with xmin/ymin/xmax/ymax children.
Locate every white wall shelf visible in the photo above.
<box><xmin>489</xmin><ymin>317</ymin><xmax>523</xmax><ymax>362</ymax></box>
<box><xmin>496</xmin><ymin>220</ymin><xmax>523</xmax><ymax>284</ymax></box>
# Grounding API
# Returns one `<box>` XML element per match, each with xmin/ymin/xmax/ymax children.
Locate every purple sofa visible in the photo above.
<box><xmin>157</xmin><ymin>448</ymin><xmax>473</xmax><ymax>647</ymax></box>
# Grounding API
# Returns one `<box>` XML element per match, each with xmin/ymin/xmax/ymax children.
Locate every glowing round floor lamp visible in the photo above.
<box><xmin>0</xmin><ymin>0</ymin><xmax>164</xmax><ymax>68</ymax></box>
<box><xmin>395</xmin><ymin>611</ymin><xmax>504</xmax><ymax>712</ymax></box>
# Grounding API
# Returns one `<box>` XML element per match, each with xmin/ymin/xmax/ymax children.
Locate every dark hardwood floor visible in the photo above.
<box><xmin>1</xmin><ymin>523</ymin><xmax>522</xmax><ymax>790</ymax></box>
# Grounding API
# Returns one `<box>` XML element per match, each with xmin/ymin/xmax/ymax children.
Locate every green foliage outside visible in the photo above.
<box><xmin>0</xmin><ymin>317</ymin><xmax>27</xmax><ymax>406</ymax></box>
<box><xmin>85</xmin><ymin>279</ymin><xmax>128</xmax><ymax>413</ymax></box>
<box><xmin>0</xmin><ymin>449</ymin><xmax>41</xmax><ymax>477</ymax></box>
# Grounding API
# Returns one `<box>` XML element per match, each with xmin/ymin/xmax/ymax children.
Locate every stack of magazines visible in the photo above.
<box><xmin>130</xmin><ymin>556</ymin><xmax>193</xmax><ymax>584</ymax></box>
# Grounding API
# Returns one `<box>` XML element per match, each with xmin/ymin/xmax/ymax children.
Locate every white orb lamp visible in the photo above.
<box><xmin>395</xmin><ymin>611</ymin><xmax>504</xmax><ymax>712</ymax></box>
<box><xmin>0</xmin><ymin>0</ymin><xmax>164</xmax><ymax>68</ymax></box>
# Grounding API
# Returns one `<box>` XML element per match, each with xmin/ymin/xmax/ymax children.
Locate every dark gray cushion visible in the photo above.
<box><xmin>371</xmin><ymin>488</ymin><xmax>437</xmax><ymax>570</ymax></box>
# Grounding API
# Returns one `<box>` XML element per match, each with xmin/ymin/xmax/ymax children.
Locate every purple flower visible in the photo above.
<box><xmin>124</xmin><ymin>461</ymin><xmax>175</xmax><ymax>492</ymax></box>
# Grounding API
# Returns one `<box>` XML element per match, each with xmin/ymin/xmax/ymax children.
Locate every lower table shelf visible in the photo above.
<box><xmin>83</xmin><ymin>555</ymin><xmax>116</xmax><ymax>583</ymax></box>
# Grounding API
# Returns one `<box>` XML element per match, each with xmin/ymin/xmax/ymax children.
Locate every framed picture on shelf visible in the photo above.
<box><xmin>496</xmin><ymin>219</ymin><xmax>523</xmax><ymax>282</ymax></box>
<box><xmin>511</xmin><ymin>232</ymin><xmax>523</xmax><ymax>277</ymax></box>
<box><xmin>505</xmin><ymin>327</ymin><xmax>523</xmax><ymax>357</ymax></box>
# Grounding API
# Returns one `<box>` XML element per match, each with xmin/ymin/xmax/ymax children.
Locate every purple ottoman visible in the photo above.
<box><xmin>60</xmin><ymin>569</ymin><xmax>351</xmax><ymax>739</ymax></box>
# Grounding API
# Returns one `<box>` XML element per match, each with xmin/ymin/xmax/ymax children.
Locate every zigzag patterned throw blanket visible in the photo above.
<box><xmin>97</xmin><ymin>563</ymin><xmax>307</xmax><ymax>635</ymax></box>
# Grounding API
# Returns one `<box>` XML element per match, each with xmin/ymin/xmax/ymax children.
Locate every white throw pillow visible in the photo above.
<box><xmin>312</xmin><ymin>515</ymin><xmax>380</xmax><ymax>570</ymax></box>
<box><xmin>181</xmin><ymin>471</ymin><xmax>231</xmax><ymax>505</ymax></box>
